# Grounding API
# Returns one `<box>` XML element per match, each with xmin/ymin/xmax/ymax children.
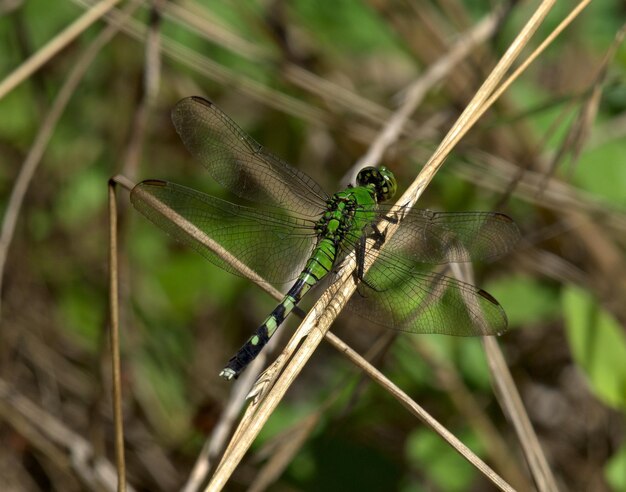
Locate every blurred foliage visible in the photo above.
<box><xmin>607</xmin><ymin>443</ymin><xmax>626</xmax><ymax>491</ymax></box>
<box><xmin>405</xmin><ymin>428</ymin><xmax>483</xmax><ymax>492</ymax></box>
<box><xmin>488</xmin><ymin>274</ymin><xmax>560</xmax><ymax>327</ymax></box>
<box><xmin>0</xmin><ymin>0</ymin><xmax>625</xmax><ymax>491</ymax></box>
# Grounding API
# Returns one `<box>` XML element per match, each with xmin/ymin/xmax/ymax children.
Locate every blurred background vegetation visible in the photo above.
<box><xmin>1</xmin><ymin>0</ymin><xmax>625</xmax><ymax>491</ymax></box>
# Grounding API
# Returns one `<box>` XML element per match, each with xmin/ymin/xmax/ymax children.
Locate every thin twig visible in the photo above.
<box><xmin>0</xmin><ymin>0</ymin><xmax>122</xmax><ymax>100</ymax></box>
<box><xmin>108</xmin><ymin>178</ymin><xmax>126</xmax><ymax>492</ymax></box>
<box><xmin>484</xmin><ymin>336</ymin><xmax>560</xmax><ymax>492</ymax></box>
<box><xmin>120</xmin><ymin>0</ymin><xmax>164</xmax><ymax>182</ymax></box>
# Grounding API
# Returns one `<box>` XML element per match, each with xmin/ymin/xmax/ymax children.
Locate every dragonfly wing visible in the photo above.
<box><xmin>172</xmin><ymin>97</ymin><xmax>329</xmax><ymax>214</ymax></box>
<box><xmin>348</xmin><ymin>257</ymin><xmax>508</xmax><ymax>336</ymax></box>
<box><xmin>131</xmin><ymin>180</ymin><xmax>318</xmax><ymax>284</ymax></box>
<box><xmin>375</xmin><ymin>206</ymin><xmax>520</xmax><ymax>264</ymax></box>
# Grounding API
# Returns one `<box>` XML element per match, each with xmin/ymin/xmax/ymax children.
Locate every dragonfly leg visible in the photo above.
<box><xmin>380</xmin><ymin>202</ymin><xmax>410</xmax><ymax>225</ymax></box>
<box><xmin>353</xmin><ymin>231</ymin><xmax>384</xmax><ymax>294</ymax></box>
<box><xmin>369</xmin><ymin>223</ymin><xmax>387</xmax><ymax>249</ymax></box>
<box><xmin>355</xmin><ymin>233</ymin><xmax>367</xmax><ymax>280</ymax></box>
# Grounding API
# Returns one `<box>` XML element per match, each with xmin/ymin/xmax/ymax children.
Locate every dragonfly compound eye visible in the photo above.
<box><xmin>356</xmin><ymin>166</ymin><xmax>397</xmax><ymax>202</ymax></box>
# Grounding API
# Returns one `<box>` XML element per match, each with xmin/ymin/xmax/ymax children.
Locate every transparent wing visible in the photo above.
<box><xmin>339</xmin><ymin>206</ymin><xmax>516</xmax><ymax>336</ymax></box>
<box><xmin>131</xmin><ymin>180</ymin><xmax>318</xmax><ymax>284</ymax></box>
<box><xmin>348</xmin><ymin>255</ymin><xmax>507</xmax><ymax>336</ymax></box>
<box><xmin>373</xmin><ymin>206</ymin><xmax>520</xmax><ymax>264</ymax></box>
<box><xmin>172</xmin><ymin>97</ymin><xmax>329</xmax><ymax>214</ymax></box>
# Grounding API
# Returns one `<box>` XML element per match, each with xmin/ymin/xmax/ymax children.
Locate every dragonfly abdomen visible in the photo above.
<box><xmin>219</xmin><ymin>238</ymin><xmax>337</xmax><ymax>380</ymax></box>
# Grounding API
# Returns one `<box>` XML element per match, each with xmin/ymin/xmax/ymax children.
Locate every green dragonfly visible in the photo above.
<box><xmin>131</xmin><ymin>96</ymin><xmax>520</xmax><ymax>380</ymax></box>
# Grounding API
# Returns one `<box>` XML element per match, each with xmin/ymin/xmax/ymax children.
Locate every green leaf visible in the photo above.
<box><xmin>562</xmin><ymin>286</ymin><xmax>626</xmax><ymax>409</ymax></box>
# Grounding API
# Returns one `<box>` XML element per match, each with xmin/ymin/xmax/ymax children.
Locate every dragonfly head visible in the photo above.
<box><xmin>356</xmin><ymin>166</ymin><xmax>397</xmax><ymax>202</ymax></box>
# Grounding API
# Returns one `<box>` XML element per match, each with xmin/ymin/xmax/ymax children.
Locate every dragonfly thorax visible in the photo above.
<box><xmin>315</xmin><ymin>196</ymin><xmax>358</xmax><ymax>244</ymax></box>
<box><xmin>356</xmin><ymin>166</ymin><xmax>397</xmax><ymax>202</ymax></box>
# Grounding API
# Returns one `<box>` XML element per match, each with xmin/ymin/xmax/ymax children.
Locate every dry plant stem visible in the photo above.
<box><xmin>206</xmin><ymin>277</ymin><xmax>351</xmax><ymax>492</ymax></box>
<box><xmin>0</xmin><ymin>7</ymin><xmax>140</xmax><ymax>484</ymax></box>
<box><xmin>0</xmin><ymin>378</ymin><xmax>136</xmax><ymax>492</ymax></box>
<box><xmin>245</xmin><ymin>0</ymin><xmax>559</xmax><ymax>397</ymax></box>
<box><xmin>189</xmin><ymin>297</ymin><xmax>391</xmax><ymax>489</ymax></box>
<box><xmin>253</xmin><ymin>331</ymin><xmax>399</xmax><ymax>491</ymax></box>
<box><xmin>108</xmin><ymin>179</ymin><xmax>127</xmax><ymax>492</ymax></box>
<box><xmin>0</xmin><ymin>0</ymin><xmax>142</xmax><ymax>315</ymax></box>
<box><xmin>245</xmin><ymin>327</ymin><xmax>520</xmax><ymax>492</ymax></box>
<box><xmin>131</xmin><ymin>188</ymin><xmax>270</xmax><ymax>286</ymax></box>
<box><xmin>120</xmin><ymin>0</ymin><xmax>164</xmax><ymax>182</ymax></box>
<box><xmin>0</xmin><ymin>0</ymin><xmax>122</xmax><ymax>100</ymax></box>
<box><xmin>207</xmin><ymin>1</ymin><xmax>565</xmax><ymax>489</ymax></box>
<box><xmin>112</xmin><ymin>14</ymin><xmax>163</xmax><ymax>482</ymax></box>
<box><xmin>431</xmin><ymin>0</ymin><xmax>557</xmax><ymax>167</ymax></box>
<box><xmin>210</xmin><ymin>288</ymin><xmax>514</xmax><ymax>492</ymax></box>
<box><xmin>123</xmin><ymin>185</ymin><xmax>512</xmax><ymax>489</ymax></box>
<box><xmin>484</xmin><ymin>337</ymin><xmax>560</xmax><ymax>492</ymax></box>
<box><xmin>442</xmin><ymin>5</ymin><xmax>596</xmax><ymax>490</ymax></box>
<box><xmin>112</xmin><ymin>175</ymin><xmax>186</xmax><ymax>490</ymax></box>
<box><xmin>481</xmin><ymin>0</ymin><xmax>593</xmax><ymax>116</ymax></box>
<box><xmin>111</xmin><ymin>174</ymin><xmax>135</xmax><ymax>193</ymax></box>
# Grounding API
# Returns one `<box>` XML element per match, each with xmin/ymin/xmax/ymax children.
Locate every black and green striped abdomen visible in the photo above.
<box><xmin>219</xmin><ymin>237</ymin><xmax>337</xmax><ymax>379</ymax></box>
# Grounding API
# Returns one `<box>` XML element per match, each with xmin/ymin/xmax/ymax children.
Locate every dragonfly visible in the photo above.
<box><xmin>131</xmin><ymin>96</ymin><xmax>520</xmax><ymax>380</ymax></box>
